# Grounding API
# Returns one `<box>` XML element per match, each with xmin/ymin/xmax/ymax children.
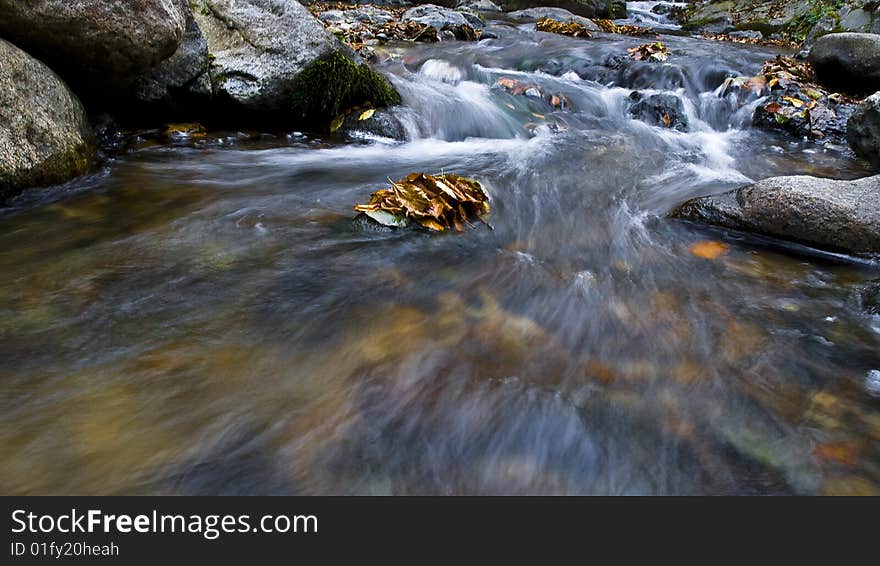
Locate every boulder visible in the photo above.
<box><xmin>341</xmin><ymin>109</ymin><xmax>408</xmax><ymax>141</ymax></box>
<box><xmin>507</xmin><ymin>7</ymin><xmax>601</xmax><ymax>31</ymax></box>
<box><xmin>190</xmin><ymin>0</ymin><xmax>400</xmax><ymax>126</ymax></box>
<box><xmin>133</xmin><ymin>0</ymin><xmax>212</xmax><ymax>113</ymax></box>
<box><xmin>628</xmin><ymin>92</ymin><xmax>689</xmax><ymax>131</ymax></box>
<box><xmin>848</xmin><ymin>92</ymin><xmax>880</xmax><ymax>170</ymax></box>
<box><xmin>497</xmin><ymin>1</ymin><xmax>625</xmax><ymax>19</ymax></box>
<box><xmin>0</xmin><ymin>39</ymin><xmax>94</xmax><ymax>200</ymax></box>
<box><xmin>403</xmin><ymin>4</ymin><xmax>485</xmax><ymax>29</ymax></box>
<box><xmin>0</xmin><ymin>0</ymin><xmax>185</xmax><ymax>91</ymax></box>
<box><xmin>457</xmin><ymin>0</ymin><xmax>502</xmax><ymax>11</ymax></box>
<box><xmin>670</xmin><ymin>175</ymin><xmax>880</xmax><ymax>257</ymax></box>
<box><xmin>809</xmin><ymin>33</ymin><xmax>880</xmax><ymax>96</ymax></box>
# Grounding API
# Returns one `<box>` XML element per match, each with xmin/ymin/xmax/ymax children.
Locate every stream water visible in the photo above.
<box><xmin>2</xmin><ymin>6</ymin><xmax>879</xmax><ymax>495</ymax></box>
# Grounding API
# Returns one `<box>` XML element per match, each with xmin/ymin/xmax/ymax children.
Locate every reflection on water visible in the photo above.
<box><xmin>1</xmin><ymin>21</ymin><xmax>879</xmax><ymax>495</ymax></box>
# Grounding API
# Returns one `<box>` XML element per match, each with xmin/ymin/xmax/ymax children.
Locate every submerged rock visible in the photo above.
<box><xmin>809</xmin><ymin>33</ymin><xmax>880</xmax><ymax>96</ymax></box>
<box><xmin>0</xmin><ymin>38</ymin><xmax>94</xmax><ymax>200</ymax></box>
<box><xmin>670</xmin><ymin>175</ymin><xmax>880</xmax><ymax>257</ymax></box>
<box><xmin>848</xmin><ymin>92</ymin><xmax>880</xmax><ymax>170</ymax></box>
<box><xmin>0</xmin><ymin>0</ymin><xmax>185</xmax><ymax>92</ymax></box>
<box><xmin>628</xmin><ymin>92</ymin><xmax>689</xmax><ymax>131</ymax></box>
<box><xmin>190</xmin><ymin>0</ymin><xmax>400</xmax><ymax>127</ymax></box>
<box><xmin>861</xmin><ymin>280</ymin><xmax>880</xmax><ymax>315</ymax></box>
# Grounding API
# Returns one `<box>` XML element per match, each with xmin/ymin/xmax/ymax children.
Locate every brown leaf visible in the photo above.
<box><xmin>689</xmin><ymin>241</ymin><xmax>729</xmax><ymax>260</ymax></box>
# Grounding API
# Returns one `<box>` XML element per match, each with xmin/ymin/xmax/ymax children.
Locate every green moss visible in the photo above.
<box><xmin>781</xmin><ymin>0</ymin><xmax>845</xmax><ymax>41</ymax></box>
<box><xmin>291</xmin><ymin>50</ymin><xmax>401</xmax><ymax>131</ymax></box>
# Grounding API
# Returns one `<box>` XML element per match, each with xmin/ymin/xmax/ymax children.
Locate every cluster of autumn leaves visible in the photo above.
<box><xmin>720</xmin><ymin>55</ymin><xmax>858</xmax><ymax>139</ymax></box>
<box><xmin>535</xmin><ymin>18</ymin><xmax>669</xmax><ymax>63</ymax></box>
<box><xmin>355</xmin><ymin>173</ymin><xmax>491</xmax><ymax>232</ymax></box>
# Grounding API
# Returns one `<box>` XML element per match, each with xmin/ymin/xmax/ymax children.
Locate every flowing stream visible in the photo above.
<box><xmin>2</xmin><ymin>9</ymin><xmax>879</xmax><ymax>495</ymax></box>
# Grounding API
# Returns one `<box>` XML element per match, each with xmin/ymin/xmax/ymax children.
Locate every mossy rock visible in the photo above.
<box><xmin>291</xmin><ymin>51</ymin><xmax>401</xmax><ymax>131</ymax></box>
<box><xmin>0</xmin><ymin>38</ymin><xmax>93</xmax><ymax>201</ymax></box>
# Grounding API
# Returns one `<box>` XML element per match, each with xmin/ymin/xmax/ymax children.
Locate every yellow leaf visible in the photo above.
<box><xmin>689</xmin><ymin>240</ymin><xmax>729</xmax><ymax>260</ymax></box>
<box><xmin>358</xmin><ymin>108</ymin><xmax>376</xmax><ymax>121</ymax></box>
<box><xmin>783</xmin><ymin>96</ymin><xmax>804</xmax><ymax>108</ymax></box>
<box><xmin>330</xmin><ymin>114</ymin><xmax>345</xmax><ymax>132</ymax></box>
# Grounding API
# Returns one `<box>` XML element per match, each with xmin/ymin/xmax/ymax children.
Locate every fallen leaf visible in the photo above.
<box><xmin>358</xmin><ymin>108</ymin><xmax>376</xmax><ymax>121</ymax></box>
<box><xmin>783</xmin><ymin>96</ymin><xmax>805</xmax><ymax>108</ymax></box>
<box><xmin>813</xmin><ymin>440</ymin><xmax>863</xmax><ymax>468</ymax></box>
<box><xmin>330</xmin><ymin>114</ymin><xmax>345</xmax><ymax>132</ymax></box>
<box><xmin>355</xmin><ymin>173</ymin><xmax>490</xmax><ymax>232</ymax></box>
<box><xmin>689</xmin><ymin>240</ymin><xmax>729</xmax><ymax>260</ymax></box>
<box><xmin>764</xmin><ymin>102</ymin><xmax>783</xmax><ymax>113</ymax></box>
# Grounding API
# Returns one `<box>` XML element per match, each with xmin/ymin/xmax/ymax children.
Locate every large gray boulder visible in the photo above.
<box><xmin>670</xmin><ymin>175</ymin><xmax>880</xmax><ymax>257</ymax></box>
<box><xmin>848</xmin><ymin>92</ymin><xmax>880</xmax><ymax>170</ymax></box>
<box><xmin>507</xmin><ymin>7</ymin><xmax>601</xmax><ymax>30</ymax></box>
<box><xmin>191</xmin><ymin>0</ymin><xmax>399</xmax><ymax>125</ymax></box>
<box><xmin>402</xmin><ymin>4</ymin><xmax>485</xmax><ymax>29</ymax></box>
<box><xmin>0</xmin><ymin>0</ymin><xmax>185</xmax><ymax>90</ymax></box>
<box><xmin>134</xmin><ymin>0</ymin><xmax>212</xmax><ymax>110</ymax></box>
<box><xmin>498</xmin><ymin>0</ymin><xmax>625</xmax><ymax>19</ymax></box>
<box><xmin>809</xmin><ymin>33</ymin><xmax>880</xmax><ymax>96</ymax></box>
<box><xmin>0</xmin><ymin>39</ymin><xmax>94</xmax><ymax>200</ymax></box>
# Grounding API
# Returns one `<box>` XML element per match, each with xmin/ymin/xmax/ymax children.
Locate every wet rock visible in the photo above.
<box><xmin>670</xmin><ymin>174</ymin><xmax>880</xmax><ymax>257</ymax></box>
<box><xmin>341</xmin><ymin>108</ymin><xmax>408</xmax><ymax>141</ymax></box>
<box><xmin>0</xmin><ymin>38</ymin><xmax>94</xmax><ymax>201</ymax></box>
<box><xmin>507</xmin><ymin>7</ymin><xmax>601</xmax><ymax>31</ymax></box>
<box><xmin>848</xmin><ymin>92</ymin><xmax>880</xmax><ymax>170</ymax></box>
<box><xmin>753</xmin><ymin>86</ymin><xmax>854</xmax><ymax>145</ymax></box>
<box><xmin>0</xmin><ymin>0</ymin><xmax>185</xmax><ymax>92</ymax></box>
<box><xmin>497</xmin><ymin>0</ymin><xmax>624</xmax><ymax>19</ymax></box>
<box><xmin>628</xmin><ymin>92</ymin><xmax>689</xmax><ymax>131</ymax></box>
<box><xmin>403</xmin><ymin>4</ymin><xmax>485</xmax><ymax>29</ymax></box>
<box><xmin>860</xmin><ymin>280</ymin><xmax>880</xmax><ymax>315</ymax></box>
<box><xmin>321</xmin><ymin>7</ymin><xmax>396</xmax><ymax>25</ymax></box>
<box><xmin>457</xmin><ymin>0</ymin><xmax>502</xmax><ymax>11</ymax></box>
<box><xmin>728</xmin><ymin>30</ymin><xmax>762</xmax><ymax>41</ymax></box>
<box><xmin>133</xmin><ymin>0</ymin><xmax>212</xmax><ymax>113</ymax></box>
<box><xmin>190</xmin><ymin>0</ymin><xmax>399</xmax><ymax>126</ymax></box>
<box><xmin>809</xmin><ymin>33</ymin><xmax>880</xmax><ymax>96</ymax></box>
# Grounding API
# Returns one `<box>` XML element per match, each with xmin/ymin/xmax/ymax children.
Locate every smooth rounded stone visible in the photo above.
<box><xmin>342</xmin><ymin>109</ymin><xmax>408</xmax><ymax>141</ymax></box>
<box><xmin>457</xmin><ymin>0</ymin><xmax>502</xmax><ymax>11</ymax></box>
<box><xmin>0</xmin><ymin>38</ymin><xmax>94</xmax><ymax>200</ymax></box>
<box><xmin>507</xmin><ymin>7</ymin><xmax>601</xmax><ymax>31</ymax></box>
<box><xmin>669</xmin><ymin>174</ymin><xmax>880</xmax><ymax>257</ymax></box>
<box><xmin>627</xmin><ymin>92</ymin><xmax>689</xmax><ymax>132</ymax></box>
<box><xmin>133</xmin><ymin>0</ymin><xmax>212</xmax><ymax>111</ymax></box>
<box><xmin>848</xmin><ymin>92</ymin><xmax>880</xmax><ymax>170</ymax></box>
<box><xmin>403</xmin><ymin>4</ymin><xmax>485</xmax><ymax>29</ymax></box>
<box><xmin>190</xmin><ymin>0</ymin><xmax>399</xmax><ymax>123</ymax></box>
<box><xmin>809</xmin><ymin>33</ymin><xmax>880</xmax><ymax>95</ymax></box>
<box><xmin>0</xmin><ymin>0</ymin><xmax>185</xmax><ymax>89</ymax></box>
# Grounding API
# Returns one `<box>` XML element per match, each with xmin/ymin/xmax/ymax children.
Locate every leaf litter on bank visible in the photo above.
<box><xmin>354</xmin><ymin>173</ymin><xmax>490</xmax><ymax>232</ymax></box>
<box><xmin>594</xmin><ymin>19</ymin><xmax>656</xmax><ymax>36</ymax></box>
<box><xmin>535</xmin><ymin>17</ymin><xmax>592</xmax><ymax>38</ymax></box>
